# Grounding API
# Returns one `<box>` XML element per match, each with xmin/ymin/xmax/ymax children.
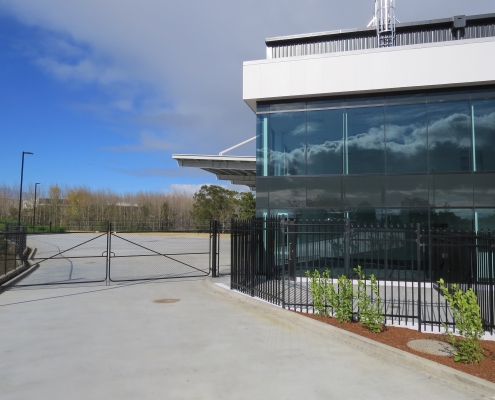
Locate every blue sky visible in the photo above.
<box><xmin>0</xmin><ymin>0</ymin><xmax>493</xmax><ymax>195</ymax></box>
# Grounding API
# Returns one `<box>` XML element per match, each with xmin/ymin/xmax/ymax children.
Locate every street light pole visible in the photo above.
<box><xmin>33</xmin><ymin>182</ymin><xmax>40</xmax><ymax>226</ymax></box>
<box><xmin>18</xmin><ymin>151</ymin><xmax>33</xmax><ymax>226</ymax></box>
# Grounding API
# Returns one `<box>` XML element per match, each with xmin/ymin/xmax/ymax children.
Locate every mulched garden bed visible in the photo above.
<box><xmin>296</xmin><ymin>312</ymin><xmax>495</xmax><ymax>384</ymax></box>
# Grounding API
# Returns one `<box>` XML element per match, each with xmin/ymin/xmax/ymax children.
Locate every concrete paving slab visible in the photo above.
<box><xmin>0</xmin><ymin>278</ymin><xmax>490</xmax><ymax>400</ymax></box>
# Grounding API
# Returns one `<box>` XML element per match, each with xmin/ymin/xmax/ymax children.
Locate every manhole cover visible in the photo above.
<box><xmin>153</xmin><ymin>299</ymin><xmax>180</xmax><ymax>304</ymax></box>
<box><xmin>407</xmin><ymin>339</ymin><xmax>455</xmax><ymax>356</ymax></box>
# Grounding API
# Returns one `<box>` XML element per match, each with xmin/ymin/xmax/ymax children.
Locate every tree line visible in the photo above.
<box><xmin>0</xmin><ymin>183</ymin><xmax>255</xmax><ymax>229</ymax></box>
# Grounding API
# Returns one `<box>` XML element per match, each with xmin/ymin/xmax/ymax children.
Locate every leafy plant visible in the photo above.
<box><xmin>306</xmin><ymin>269</ymin><xmax>330</xmax><ymax>317</ymax></box>
<box><xmin>355</xmin><ymin>266</ymin><xmax>383</xmax><ymax>333</ymax></box>
<box><xmin>306</xmin><ymin>269</ymin><xmax>353</xmax><ymax>321</ymax></box>
<box><xmin>438</xmin><ymin>278</ymin><xmax>484</xmax><ymax>364</ymax></box>
<box><xmin>327</xmin><ymin>274</ymin><xmax>354</xmax><ymax>323</ymax></box>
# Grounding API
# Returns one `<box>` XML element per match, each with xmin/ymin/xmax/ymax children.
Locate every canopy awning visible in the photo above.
<box><xmin>172</xmin><ymin>154</ymin><xmax>256</xmax><ymax>190</ymax></box>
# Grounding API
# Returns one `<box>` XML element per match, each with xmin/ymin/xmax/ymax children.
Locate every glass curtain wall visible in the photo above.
<box><xmin>256</xmin><ymin>88</ymin><xmax>495</xmax><ymax>230</ymax></box>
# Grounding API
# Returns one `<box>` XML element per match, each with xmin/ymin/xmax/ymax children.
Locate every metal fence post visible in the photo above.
<box><xmin>106</xmin><ymin>222</ymin><xmax>111</xmax><ymax>286</ymax></box>
<box><xmin>344</xmin><ymin>218</ymin><xmax>351</xmax><ymax>277</ymax></box>
<box><xmin>211</xmin><ymin>220</ymin><xmax>218</xmax><ymax>278</ymax></box>
<box><xmin>417</xmin><ymin>223</ymin><xmax>422</xmax><ymax>332</ymax></box>
<box><xmin>281</xmin><ymin>217</ymin><xmax>286</xmax><ymax>309</ymax></box>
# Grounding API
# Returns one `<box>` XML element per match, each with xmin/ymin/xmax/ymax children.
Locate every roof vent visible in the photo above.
<box><xmin>368</xmin><ymin>0</ymin><xmax>397</xmax><ymax>47</ymax></box>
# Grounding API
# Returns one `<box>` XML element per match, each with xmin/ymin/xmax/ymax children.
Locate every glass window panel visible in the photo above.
<box><xmin>270</xmin><ymin>102</ymin><xmax>306</xmax><ymax>112</ymax></box>
<box><xmin>256</xmin><ymin>209</ymin><xmax>268</xmax><ymax>218</ymax></box>
<box><xmin>386</xmin><ymin>175</ymin><xmax>429</xmax><ymax>207</ymax></box>
<box><xmin>257</xmin><ymin>103</ymin><xmax>270</xmax><ymax>113</ymax></box>
<box><xmin>307</xmin><ymin>177</ymin><xmax>343</xmax><ymax>208</ymax></box>
<box><xmin>268</xmin><ymin>112</ymin><xmax>307</xmax><ymax>176</ymax></box>
<box><xmin>348</xmin><ymin>208</ymin><xmax>386</xmax><ymax>227</ymax></box>
<box><xmin>427</xmin><ymin>89</ymin><xmax>471</xmax><ymax>103</ymax></box>
<box><xmin>306</xmin><ymin>98</ymin><xmax>346</xmax><ymax>110</ymax></box>
<box><xmin>430</xmin><ymin>174</ymin><xmax>473</xmax><ymax>207</ymax></box>
<box><xmin>305</xmin><ymin>209</ymin><xmax>346</xmax><ymax>221</ymax></box>
<box><xmin>387</xmin><ymin>209</ymin><xmax>429</xmax><ymax>229</ymax></box>
<box><xmin>256</xmin><ymin>178</ymin><xmax>269</xmax><ymax>209</ymax></box>
<box><xmin>474</xmin><ymin>173</ymin><xmax>495</xmax><ymax>207</ymax></box>
<box><xmin>427</xmin><ymin>101</ymin><xmax>472</xmax><ymax>172</ymax></box>
<box><xmin>270</xmin><ymin>209</ymin><xmax>304</xmax><ymax>220</ymax></box>
<box><xmin>431</xmin><ymin>209</ymin><xmax>473</xmax><ymax>230</ymax></box>
<box><xmin>256</xmin><ymin>114</ymin><xmax>269</xmax><ymax>177</ymax></box>
<box><xmin>346</xmin><ymin>96</ymin><xmax>384</xmax><ymax>107</ymax></box>
<box><xmin>306</xmin><ymin>110</ymin><xmax>345</xmax><ymax>175</ymax></box>
<box><xmin>269</xmin><ymin>177</ymin><xmax>306</xmax><ymax>209</ymax></box>
<box><xmin>472</xmin><ymin>99</ymin><xmax>495</xmax><ymax>172</ymax></box>
<box><xmin>384</xmin><ymin>92</ymin><xmax>426</xmax><ymax>105</ymax></box>
<box><xmin>346</xmin><ymin>107</ymin><xmax>385</xmax><ymax>174</ymax></box>
<box><xmin>475</xmin><ymin>209</ymin><xmax>495</xmax><ymax>231</ymax></box>
<box><xmin>470</xmin><ymin>88</ymin><xmax>495</xmax><ymax>100</ymax></box>
<box><xmin>343</xmin><ymin>176</ymin><xmax>385</xmax><ymax>207</ymax></box>
<box><xmin>385</xmin><ymin>104</ymin><xmax>427</xmax><ymax>173</ymax></box>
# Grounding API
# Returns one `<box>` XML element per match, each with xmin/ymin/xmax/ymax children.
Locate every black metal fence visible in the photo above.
<box><xmin>0</xmin><ymin>226</ymin><xmax>27</xmax><ymax>277</ymax></box>
<box><xmin>2</xmin><ymin>222</ymin><xmax>217</xmax><ymax>287</ymax></box>
<box><xmin>231</xmin><ymin>217</ymin><xmax>495</xmax><ymax>333</ymax></box>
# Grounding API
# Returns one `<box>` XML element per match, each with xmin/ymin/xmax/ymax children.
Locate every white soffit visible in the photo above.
<box><xmin>172</xmin><ymin>154</ymin><xmax>256</xmax><ymax>189</ymax></box>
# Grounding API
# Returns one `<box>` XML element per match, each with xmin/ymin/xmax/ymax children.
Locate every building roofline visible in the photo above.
<box><xmin>265</xmin><ymin>12</ymin><xmax>495</xmax><ymax>44</ymax></box>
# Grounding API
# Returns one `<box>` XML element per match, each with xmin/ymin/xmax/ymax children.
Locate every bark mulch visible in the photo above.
<box><xmin>296</xmin><ymin>312</ymin><xmax>495</xmax><ymax>384</ymax></box>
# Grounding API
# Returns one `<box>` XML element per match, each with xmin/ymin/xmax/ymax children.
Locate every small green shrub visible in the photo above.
<box><xmin>306</xmin><ymin>269</ymin><xmax>330</xmax><ymax>317</ymax></box>
<box><xmin>438</xmin><ymin>278</ymin><xmax>484</xmax><ymax>364</ymax></box>
<box><xmin>306</xmin><ymin>269</ymin><xmax>353</xmax><ymax>321</ymax></box>
<box><xmin>355</xmin><ymin>266</ymin><xmax>383</xmax><ymax>333</ymax></box>
<box><xmin>327</xmin><ymin>274</ymin><xmax>354</xmax><ymax>323</ymax></box>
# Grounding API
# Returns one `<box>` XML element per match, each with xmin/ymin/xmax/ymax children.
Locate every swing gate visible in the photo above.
<box><xmin>5</xmin><ymin>223</ymin><xmax>215</xmax><ymax>287</ymax></box>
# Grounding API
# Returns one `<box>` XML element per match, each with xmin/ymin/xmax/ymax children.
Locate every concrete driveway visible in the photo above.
<box><xmin>0</xmin><ymin>277</ymin><xmax>486</xmax><ymax>400</ymax></box>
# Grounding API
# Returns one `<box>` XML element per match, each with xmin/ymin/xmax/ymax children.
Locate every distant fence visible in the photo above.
<box><xmin>231</xmin><ymin>217</ymin><xmax>495</xmax><ymax>332</ymax></box>
<box><xmin>15</xmin><ymin>220</ymin><xmax>231</xmax><ymax>234</ymax></box>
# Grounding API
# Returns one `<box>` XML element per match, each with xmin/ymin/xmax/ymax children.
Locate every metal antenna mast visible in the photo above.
<box><xmin>368</xmin><ymin>0</ymin><xmax>397</xmax><ymax>48</ymax></box>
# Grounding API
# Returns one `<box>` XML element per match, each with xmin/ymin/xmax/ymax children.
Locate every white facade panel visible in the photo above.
<box><xmin>243</xmin><ymin>37</ymin><xmax>495</xmax><ymax>112</ymax></box>
<box><xmin>260</xmin><ymin>61</ymin><xmax>292</xmax><ymax>98</ymax></box>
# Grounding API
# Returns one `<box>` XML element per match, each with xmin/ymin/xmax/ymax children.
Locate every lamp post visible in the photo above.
<box><xmin>33</xmin><ymin>182</ymin><xmax>40</xmax><ymax>226</ymax></box>
<box><xmin>18</xmin><ymin>151</ymin><xmax>34</xmax><ymax>226</ymax></box>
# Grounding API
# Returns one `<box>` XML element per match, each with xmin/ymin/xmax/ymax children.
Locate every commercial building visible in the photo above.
<box><xmin>244</xmin><ymin>11</ymin><xmax>495</xmax><ymax>230</ymax></box>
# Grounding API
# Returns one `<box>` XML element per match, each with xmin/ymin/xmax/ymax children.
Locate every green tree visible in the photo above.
<box><xmin>238</xmin><ymin>192</ymin><xmax>256</xmax><ymax>219</ymax></box>
<box><xmin>191</xmin><ymin>185</ymin><xmax>238</xmax><ymax>224</ymax></box>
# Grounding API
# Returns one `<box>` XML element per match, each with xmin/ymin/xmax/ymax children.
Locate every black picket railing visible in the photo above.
<box><xmin>231</xmin><ymin>217</ymin><xmax>495</xmax><ymax>333</ymax></box>
<box><xmin>1</xmin><ymin>226</ymin><xmax>27</xmax><ymax>277</ymax></box>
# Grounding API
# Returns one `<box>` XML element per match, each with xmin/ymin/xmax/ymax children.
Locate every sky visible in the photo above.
<box><xmin>0</xmin><ymin>0</ymin><xmax>493</xmax><ymax>195</ymax></box>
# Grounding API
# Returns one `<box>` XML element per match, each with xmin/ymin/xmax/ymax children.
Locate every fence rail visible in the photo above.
<box><xmin>231</xmin><ymin>217</ymin><xmax>495</xmax><ymax>333</ymax></box>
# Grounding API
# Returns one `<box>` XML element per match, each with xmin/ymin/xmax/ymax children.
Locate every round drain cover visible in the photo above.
<box><xmin>407</xmin><ymin>339</ymin><xmax>455</xmax><ymax>356</ymax></box>
<box><xmin>154</xmin><ymin>299</ymin><xmax>180</xmax><ymax>304</ymax></box>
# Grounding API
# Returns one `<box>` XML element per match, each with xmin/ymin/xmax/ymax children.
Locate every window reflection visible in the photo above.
<box><xmin>474</xmin><ymin>173</ymin><xmax>495</xmax><ymax>207</ymax></box>
<box><xmin>472</xmin><ymin>99</ymin><xmax>495</xmax><ymax>172</ymax></box>
<box><xmin>430</xmin><ymin>174</ymin><xmax>473</xmax><ymax>207</ymax></box>
<box><xmin>346</xmin><ymin>107</ymin><xmax>385</xmax><ymax>174</ymax></box>
<box><xmin>431</xmin><ymin>209</ymin><xmax>473</xmax><ymax>230</ymax></box>
<box><xmin>344</xmin><ymin>176</ymin><xmax>385</xmax><ymax>207</ymax></box>
<box><xmin>427</xmin><ymin>101</ymin><xmax>472</xmax><ymax>172</ymax></box>
<box><xmin>256</xmin><ymin>178</ymin><xmax>269</xmax><ymax>209</ymax></box>
<box><xmin>268</xmin><ymin>112</ymin><xmax>307</xmax><ymax>176</ymax></box>
<box><xmin>475</xmin><ymin>209</ymin><xmax>495</xmax><ymax>231</ymax></box>
<box><xmin>386</xmin><ymin>175</ymin><xmax>428</xmax><ymax>207</ymax></box>
<box><xmin>269</xmin><ymin>177</ymin><xmax>306</xmax><ymax>208</ymax></box>
<box><xmin>387</xmin><ymin>209</ymin><xmax>428</xmax><ymax>228</ymax></box>
<box><xmin>306</xmin><ymin>110</ymin><xmax>345</xmax><ymax>175</ymax></box>
<box><xmin>385</xmin><ymin>104</ymin><xmax>427</xmax><ymax>173</ymax></box>
<box><xmin>307</xmin><ymin>177</ymin><xmax>342</xmax><ymax>207</ymax></box>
